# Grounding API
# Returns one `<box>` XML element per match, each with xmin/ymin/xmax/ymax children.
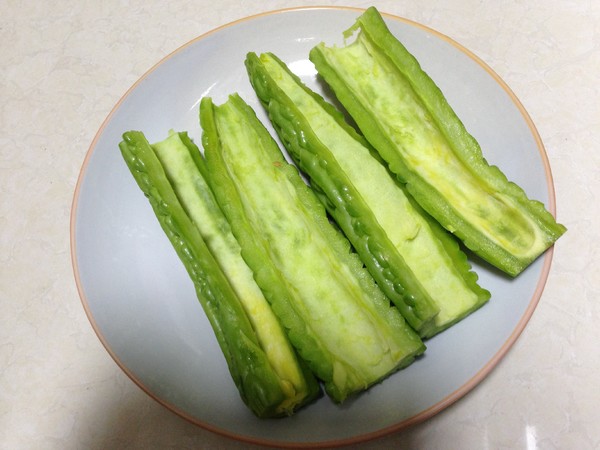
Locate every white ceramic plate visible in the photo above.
<box><xmin>71</xmin><ymin>7</ymin><xmax>557</xmax><ymax>447</ymax></box>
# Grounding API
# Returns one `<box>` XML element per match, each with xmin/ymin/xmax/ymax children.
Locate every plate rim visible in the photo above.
<box><xmin>70</xmin><ymin>5</ymin><xmax>558</xmax><ymax>448</ymax></box>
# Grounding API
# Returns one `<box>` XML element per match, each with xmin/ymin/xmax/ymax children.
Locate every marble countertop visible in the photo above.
<box><xmin>2</xmin><ymin>1</ymin><xmax>598</xmax><ymax>448</ymax></box>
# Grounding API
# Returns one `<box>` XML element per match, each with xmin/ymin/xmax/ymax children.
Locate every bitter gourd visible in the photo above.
<box><xmin>200</xmin><ymin>94</ymin><xmax>425</xmax><ymax>402</ymax></box>
<box><xmin>309</xmin><ymin>7</ymin><xmax>566</xmax><ymax>276</ymax></box>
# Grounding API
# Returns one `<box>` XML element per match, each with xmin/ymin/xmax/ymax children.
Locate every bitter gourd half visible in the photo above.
<box><xmin>200</xmin><ymin>94</ymin><xmax>425</xmax><ymax>402</ymax></box>
<box><xmin>309</xmin><ymin>7</ymin><xmax>566</xmax><ymax>277</ymax></box>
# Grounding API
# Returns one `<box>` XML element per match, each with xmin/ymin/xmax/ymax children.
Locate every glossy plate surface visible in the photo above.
<box><xmin>71</xmin><ymin>7</ymin><xmax>557</xmax><ymax>447</ymax></box>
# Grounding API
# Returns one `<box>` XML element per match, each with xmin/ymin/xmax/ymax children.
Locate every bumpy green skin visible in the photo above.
<box><xmin>309</xmin><ymin>7</ymin><xmax>566</xmax><ymax>277</ymax></box>
<box><xmin>119</xmin><ymin>131</ymin><xmax>319</xmax><ymax>418</ymax></box>
<box><xmin>151</xmin><ymin>130</ymin><xmax>321</xmax><ymax>414</ymax></box>
<box><xmin>245</xmin><ymin>52</ymin><xmax>438</xmax><ymax>335</ymax></box>
<box><xmin>200</xmin><ymin>94</ymin><xmax>425</xmax><ymax>403</ymax></box>
<box><xmin>245</xmin><ymin>52</ymin><xmax>491</xmax><ymax>337</ymax></box>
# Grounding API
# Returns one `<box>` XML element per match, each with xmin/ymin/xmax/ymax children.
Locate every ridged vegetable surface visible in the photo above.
<box><xmin>200</xmin><ymin>94</ymin><xmax>425</xmax><ymax>403</ymax></box>
<box><xmin>309</xmin><ymin>7</ymin><xmax>566</xmax><ymax>277</ymax></box>
<box><xmin>119</xmin><ymin>130</ymin><xmax>320</xmax><ymax>418</ymax></box>
<box><xmin>245</xmin><ymin>51</ymin><xmax>490</xmax><ymax>337</ymax></box>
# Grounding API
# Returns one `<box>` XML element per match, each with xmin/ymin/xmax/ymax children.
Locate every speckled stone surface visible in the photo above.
<box><xmin>1</xmin><ymin>1</ymin><xmax>598</xmax><ymax>448</ymax></box>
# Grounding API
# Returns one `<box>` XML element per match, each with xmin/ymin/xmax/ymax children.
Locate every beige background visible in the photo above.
<box><xmin>2</xmin><ymin>0</ymin><xmax>598</xmax><ymax>448</ymax></box>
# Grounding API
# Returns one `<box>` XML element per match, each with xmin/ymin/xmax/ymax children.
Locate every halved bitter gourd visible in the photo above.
<box><xmin>200</xmin><ymin>93</ymin><xmax>425</xmax><ymax>402</ymax></box>
<box><xmin>120</xmin><ymin>130</ymin><xmax>320</xmax><ymax>418</ymax></box>
<box><xmin>245</xmin><ymin>51</ymin><xmax>490</xmax><ymax>338</ymax></box>
<box><xmin>309</xmin><ymin>7</ymin><xmax>566</xmax><ymax>277</ymax></box>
